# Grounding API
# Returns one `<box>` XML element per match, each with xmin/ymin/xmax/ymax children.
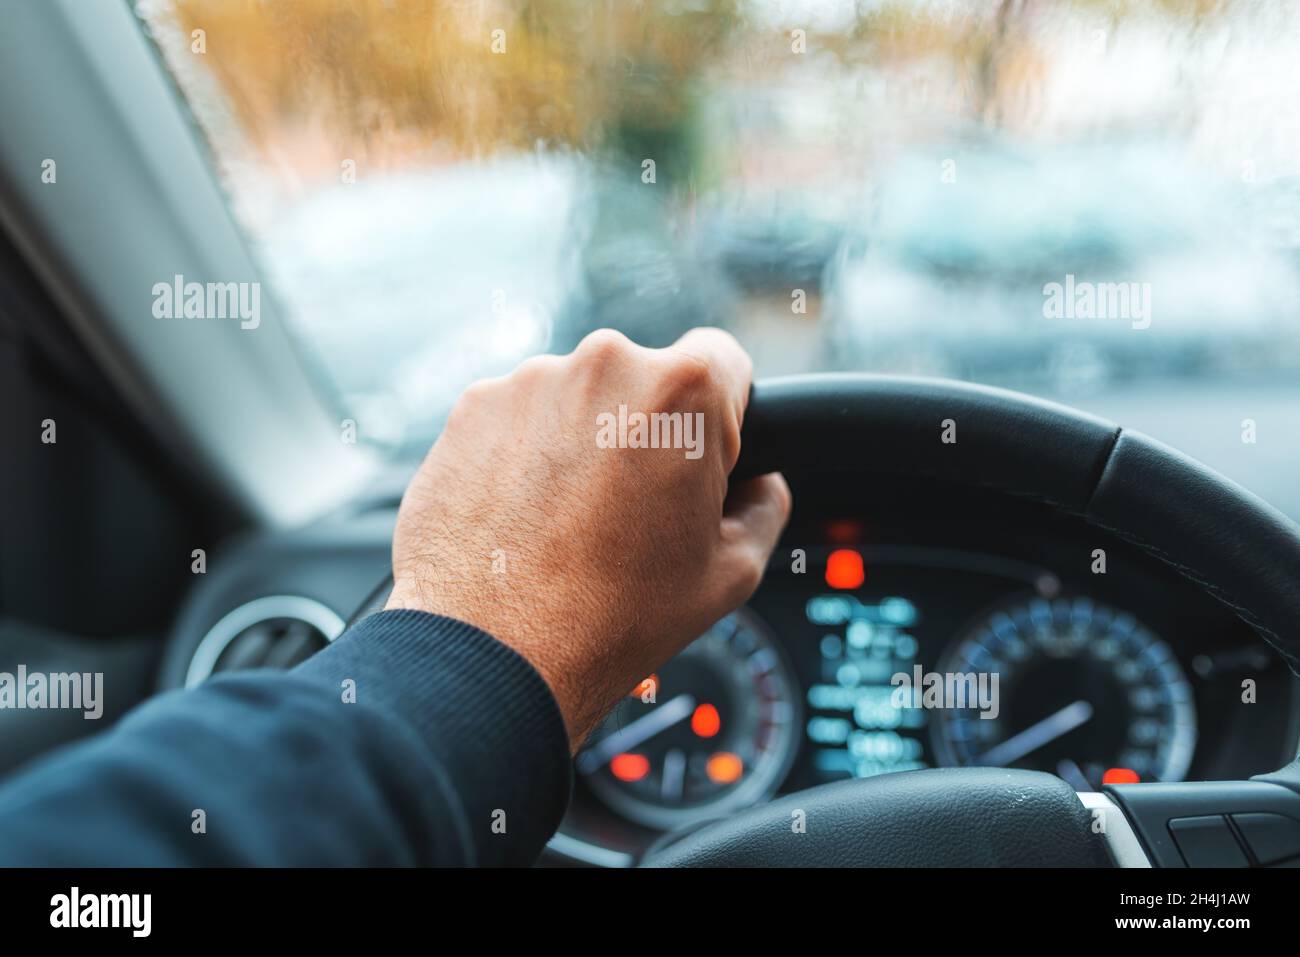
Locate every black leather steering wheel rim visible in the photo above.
<box><xmin>733</xmin><ymin>374</ymin><xmax>1300</xmax><ymax>675</ymax></box>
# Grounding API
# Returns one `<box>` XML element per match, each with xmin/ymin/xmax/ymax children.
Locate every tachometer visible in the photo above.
<box><xmin>932</xmin><ymin>595</ymin><xmax>1197</xmax><ymax>789</ymax></box>
<box><xmin>576</xmin><ymin>609</ymin><xmax>799</xmax><ymax>830</ymax></box>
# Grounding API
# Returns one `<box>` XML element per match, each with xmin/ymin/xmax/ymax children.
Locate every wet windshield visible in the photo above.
<box><xmin>137</xmin><ymin>0</ymin><xmax>1300</xmax><ymax>467</ymax></box>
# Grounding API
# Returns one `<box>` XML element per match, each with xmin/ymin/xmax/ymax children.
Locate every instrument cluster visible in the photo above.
<box><xmin>558</xmin><ymin>516</ymin><xmax>1299</xmax><ymax>865</ymax></box>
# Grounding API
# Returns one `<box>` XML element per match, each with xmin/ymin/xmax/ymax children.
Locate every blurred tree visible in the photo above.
<box><xmin>164</xmin><ymin>0</ymin><xmax>737</xmax><ymax>184</ymax></box>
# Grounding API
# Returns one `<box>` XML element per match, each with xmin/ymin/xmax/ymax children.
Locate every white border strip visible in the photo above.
<box><xmin>1078</xmin><ymin>791</ymin><xmax>1152</xmax><ymax>868</ymax></box>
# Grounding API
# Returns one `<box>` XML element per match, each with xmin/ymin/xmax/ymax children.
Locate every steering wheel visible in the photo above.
<box><xmin>351</xmin><ymin>374</ymin><xmax>1300</xmax><ymax>867</ymax></box>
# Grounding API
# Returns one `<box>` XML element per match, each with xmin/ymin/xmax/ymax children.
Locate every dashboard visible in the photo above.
<box><xmin>158</xmin><ymin>470</ymin><xmax>1300</xmax><ymax>868</ymax></box>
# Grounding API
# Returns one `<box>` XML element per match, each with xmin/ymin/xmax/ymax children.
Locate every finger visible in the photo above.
<box><xmin>666</xmin><ymin>327</ymin><xmax>754</xmax><ymax>424</ymax></box>
<box><xmin>718</xmin><ymin>472</ymin><xmax>793</xmax><ymax>598</ymax></box>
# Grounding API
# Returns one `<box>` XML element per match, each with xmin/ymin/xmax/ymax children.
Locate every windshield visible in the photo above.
<box><xmin>136</xmin><ymin>0</ymin><xmax>1300</xmax><ymax>463</ymax></box>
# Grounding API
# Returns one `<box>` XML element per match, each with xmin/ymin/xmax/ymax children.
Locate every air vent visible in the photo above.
<box><xmin>185</xmin><ymin>596</ymin><xmax>345</xmax><ymax>689</ymax></box>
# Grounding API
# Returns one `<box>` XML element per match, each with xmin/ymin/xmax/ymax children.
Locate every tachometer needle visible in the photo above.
<box><xmin>661</xmin><ymin>748</ymin><xmax>687</xmax><ymax>801</ymax></box>
<box><xmin>1056</xmin><ymin>758</ymin><xmax>1092</xmax><ymax>792</ymax></box>
<box><xmin>974</xmin><ymin>700</ymin><xmax>1094</xmax><ymax>768</ymax></box>
<box><xmin>575</xmin><ymin>694</ymin><xmax>697</xmax><ymax>775</ymax></box>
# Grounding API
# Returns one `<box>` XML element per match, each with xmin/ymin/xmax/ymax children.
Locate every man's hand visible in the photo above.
<box><xmin>386</xmin><ymin>328</ymin><xmax>791</xmax><ymax>747</ymax></box>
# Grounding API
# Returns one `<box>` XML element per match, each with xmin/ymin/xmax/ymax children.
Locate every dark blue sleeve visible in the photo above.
<box><xmin>0</xmin><ymin>610</ymin><xmax>572</xmax><ymax>866</ymax></box>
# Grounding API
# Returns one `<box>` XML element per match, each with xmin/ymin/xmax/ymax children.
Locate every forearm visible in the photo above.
<box><xmin>0</xmin><ymin>611</ymin><xmax>571</xmax><ymax>866</ymax></box>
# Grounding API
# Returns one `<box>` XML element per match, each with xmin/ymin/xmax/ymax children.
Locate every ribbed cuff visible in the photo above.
<box><xmin>295</xmin><ymin>609</ymin><xmax>572</xmax><ymax>865</ymax></box>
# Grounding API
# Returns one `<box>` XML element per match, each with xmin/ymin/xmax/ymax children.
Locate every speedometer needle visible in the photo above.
<box><xmin>974</xmin><ymin>700</ymin><xmax>1094</xmax><ymax>768</ymax></box>
<box><xmin>575</xmin><ymin>694</ymin><xmax>697</xmax><ymax>775</ymax></box>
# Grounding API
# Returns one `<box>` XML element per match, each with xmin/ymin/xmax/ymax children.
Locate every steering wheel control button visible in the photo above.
<box><xmin>1168</xmin><ymin>815</ymin><xmax>1249</xmax><ymax>868</ymax></box>
<box><xmin>1230</xmin><ymin>812</ymin><xmax>1300</xmax><ymax>866</ymax></box>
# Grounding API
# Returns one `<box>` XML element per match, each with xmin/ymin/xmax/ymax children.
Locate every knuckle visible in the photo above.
<box><xmin>574</xmin><ymin>328</ymin><xmax>633</xmax><ymax>366</ymax></box>
<box><xmin>513</xmin><ymin>353</ymin><xmax>562</xmax><ymax>383</ymax></box>
<box><xmin>449</xmin><ymin>377</ymin><xmax>498</xmax><ymax>418</ymax></box>
<box><xmin>658</xmin><ymin>350</ymin><xmax>714</xmax><ymax>397</ymax></box>
<box><xmin>460</xmin><ymin>378</ymin><xmax>496</xmax><ymax>403</ymax></box>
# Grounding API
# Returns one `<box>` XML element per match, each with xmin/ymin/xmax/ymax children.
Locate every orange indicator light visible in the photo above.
<box><xmin>825</xmin><ymin>548</ymin><xmax>865</xmax><ymax>590</ymax></box>
<box><xmin>706</xmin><ymin>752</ymin><xmax>744</xmax><ymax>784</ymax></box>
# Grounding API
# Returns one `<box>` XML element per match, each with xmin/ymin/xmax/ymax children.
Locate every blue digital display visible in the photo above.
<box><xmin>803</xmin><ymin>594</ymin><xmax>930</xmax><ymax>779</ymax></box>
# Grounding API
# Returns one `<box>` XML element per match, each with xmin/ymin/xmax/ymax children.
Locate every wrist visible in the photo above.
<box><xmin>385</xmin><ymin>576</ymin><xmax>597</xmax><ymax>750</ymax></box>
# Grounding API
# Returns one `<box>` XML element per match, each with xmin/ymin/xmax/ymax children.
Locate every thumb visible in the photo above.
<box><xmin>717</xmin><ymin>472</ymin><xmax>793</xmax><ymax>602</ymax></box>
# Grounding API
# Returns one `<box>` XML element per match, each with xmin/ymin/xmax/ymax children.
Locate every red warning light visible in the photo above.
<box><xmin>691</xmin><ymin>703</ymin><xmax>721</xmax><ymax>738</ymax></box>
<box><xmin>1102</xmin><ymin>767</ymin><xmax>1140</xmax><ymax>785</ymax></box>
<box><xmin>825</xmin><ymin>519</ymin><xmax>863</xmax><ymax>544</ymax></box>
<box><xmin>610</xmin><ymin>753</ymin><xmax>651</xmax><ymax>782</ymax></box>
<box><xmin>825</xmin><ymin>549</ymin><xmax>865</xmax><ymax>590</ymax></box>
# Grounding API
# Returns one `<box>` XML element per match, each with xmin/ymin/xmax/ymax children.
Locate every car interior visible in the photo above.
<box><xmin>2</xmin><ymin>0</ymin><xmax>1300</xmax><ymax>871</ymax></box>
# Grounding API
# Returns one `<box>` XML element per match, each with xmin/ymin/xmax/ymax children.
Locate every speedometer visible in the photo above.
<box><xmin>932</xmin><ymin>595</ymin><xmax>1197</xmax><ymax>789</ymax></box>
<box><xmin>576</xmin><ymin>609</ymin><xmax>799</xmax><ymax>830</ymax></box>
